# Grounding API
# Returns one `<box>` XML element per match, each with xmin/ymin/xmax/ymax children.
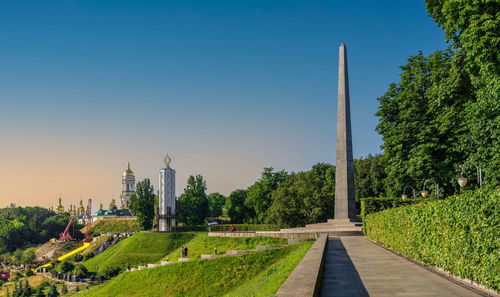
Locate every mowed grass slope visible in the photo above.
<box><xmin>79</xmin><ymin>241</ymin><xmax>313</xmax><ymax>297</ymax></box>
<box><xmin>163</xmin><ymin>233</ymin><xmax>288</xmax><ymax>261</ymax></box>
<box><xmin>83</xmin><ymin>232</ymin><xmax>195</xmax><ymax>276</ymax></box>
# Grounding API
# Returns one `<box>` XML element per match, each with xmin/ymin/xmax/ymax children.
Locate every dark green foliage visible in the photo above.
<box><xmin>12</xmin><ymin>280</ymin><xmax>34</xmax><ymax>297</ymax></box>
<box><xmin>207</xmin><ymin>193</ymin><xmax>226</xmax><ymax>218</ymax></box>
<box><xmin>46</xmin><ymin>284</ymin><xmax>59</xmax><ymax>297</ymax></box>
<box><xmin>245</xmin><ymin>168</ymin><xmax>290</xmax><ymax>224</ymax></box>
<box><xmin>376</xmin><ymin>49</ymin><xmax>473</xmax><ymax>197</ymax></box>
<box><xmin>224</xmin><ymin>189</ymin><xmax>252</xmax><ymax>224</ymax></box>
<box><xmin>360</xmin><ymin>197</ymin><xmax>431</xmax><ymax>220</ymax></box>
<box><xmin>54</xmin><ymin>260</ymin><xmax>74</xmax><ymax>274</ymax></box>
<box><xmin>171</xmin><ymin>225</ymin><xmax>209</xmax><ymax>232</ymax></box>
<box><xmin>61</xmin><ymin>284</ymin><xmax>67</xmax><ymax>294</ymax></box>
<box><xmin>354</xmin><ymin>154</ymin><xmax>387</xmax><ymax>198</ymax></box>
<box><xmin>425</xmin><ymin>3</ymin><xmax>499</xmax><ymax>184</ymax></box>
<box><xmin>377</xmin><ymin>1</ymin><xmax>499</xmax><ymax>194</ymax></box>
<box><xmin>0</xmin><ymin>206</ymin><xmax>82</xmax><ymax>254</ymax></box>
<box><xmin>71</xmin><ymin>253</ymin><xmax>84</xmax><ymax>262</ymax></box>
<box><xmin>364</xmin><ymin>189</ymin><xmax>499</xmax><ymax>291</ymax></box>
<box><xmin>266</xmin><ymin>163</ymin><xmax>335</xmax><ymax>227</ymax></box>
<box><xmin>72</xmin><ymin>263</ymin><xmax>89</xmax><ymax>277</ymax></box>
<box><xmin>177</xmin><ymin>175</ymin><xmax>209</xmax><ymax>225</ymax></box>
<box><xmin>129</xmin><ymin>178</ymin><xmax>156</xmax><ymax>230</ymax></box>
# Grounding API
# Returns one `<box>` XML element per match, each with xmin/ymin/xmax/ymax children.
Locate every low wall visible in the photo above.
<box><xmin>275</xmin><ymin>234</ymin><xmax>328</xmax><ymax>297</ymax></box>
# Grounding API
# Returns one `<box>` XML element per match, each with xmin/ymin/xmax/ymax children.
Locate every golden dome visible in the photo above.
<box><xmin>123</xmin><ymin>162</ymin><xmax>134</xmax><ymax>177</ymax></box>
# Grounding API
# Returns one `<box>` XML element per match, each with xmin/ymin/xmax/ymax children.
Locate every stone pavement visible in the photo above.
<box><xmin>320</xmin><ymin>237</ymin><xmax>483</xmax><ymax>297</ymax></box>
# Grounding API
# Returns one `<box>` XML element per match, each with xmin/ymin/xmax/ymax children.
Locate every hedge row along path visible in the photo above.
<box><xmin>319</xmin><ymin>237</ymin><xmax>485</xmax><ymax>297</ymax></box>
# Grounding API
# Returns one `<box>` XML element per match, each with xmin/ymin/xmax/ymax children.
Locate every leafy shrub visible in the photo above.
<box><xmin>71</xmin><ymin>253</ymin><xmax>84</xmax><ymax>262</ymax></box>
<box><xmin>0</xmin><ymin>280</ymin><xmax>4</xmax><ymax>287</ymax></box>
<box><xmin>360</xmin><ymin>197</ymin><xmax>432</xmax><ymax>220</ymax></box>
<box><xmin>101</xmin><ymin>266</ymin><xmax>122</xmax><ymax>279</ymax></box>
<box><xmin>364</xmin><ymin>189</ymin><xmax>499</xmax><ymax>291</ymax></box>
<box><xmin>25</xmin><ymin>269</ymin><xmax>34</xmax><ymax>277</ymax></box>
<box><xmin>171</xmin><ymin>225</ymin><xmax>208</xmax><ymax>232</ymax></box>
<box><xmin>54</xmin><ymin>260</ymin><xmax>74</xmax><ymax>274</ymax></box>
<box><xmin>82</xmin><ymin>252</ymin><xmax>95</xmax><ymax>261</ymax></box>
<box><xmin>72</xmin><ymin>264</ymin><xmax>89</xmax><ymax>278</ymax></box>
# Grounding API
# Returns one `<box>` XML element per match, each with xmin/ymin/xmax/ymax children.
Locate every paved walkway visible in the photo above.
<box><xmin>320</xmin><ymin>237</ymin><xmax>483</xmax><ymax>297</ymax></box>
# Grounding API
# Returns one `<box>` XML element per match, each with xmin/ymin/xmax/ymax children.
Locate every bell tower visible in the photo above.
<box><xmin>120</xmin><ymin>162</ymin><xmax>136</xmax><ymax>209</ymax></box>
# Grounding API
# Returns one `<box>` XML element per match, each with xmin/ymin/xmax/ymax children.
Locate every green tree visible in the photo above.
<box><xmin>245</xmin><ymin>168</ymin><xmax>289</xmax><ymax>224</ymax></box>
<box><xmin>129</xmin><ymin>178</ymin><xmax>156</xmax><ymax>230</ymax></box>
<box><xmin>72</xmin><ymin>263</ymin><xmax>89</xmax><ymax>278</ymax></box>
<box><xmin>266</xmin><ymin>163</ymin><xmax>335</xmax><ymax>227</ymax></box>
<box><xmin>207</xmin><ymin>193</ymin><xmax>226</xmax><ymax>217</ymax></box>
<box><xmin>354</xmin><ymin>154</ymin><xmax>387</xmax><ymax>198</ymax></box>
<box><xmin>224</xmin><ymin>189</ymin><xmax>251</xmax><ymax>224</ymax></box>
<box><xmin>425</xmin><ymin>0</ymin><xmax>499</xmax><ymax>185</ymax></box>
<box><xmin>376</xmin><ymin>50</ymin><xmax>472</xmax><ymax>196</ymax></box>
<box><xmin>46</xmin><ymin>284</ymin><xmax>59</xmax><ymax>297</ymax></box>
<box><xmin>55</xmin><ymin>260</ymin><xmax>75</xmax><ymax>274</ymax></box>
<box><xmin>177</xmin><ymin>175</ymin><xmax>209</xmax><ymax>225</ymax></box>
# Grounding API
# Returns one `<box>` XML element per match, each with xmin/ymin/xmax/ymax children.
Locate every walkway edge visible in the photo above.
<box><xmin>275</xmin><ymin>234</ymin><xmax>328</xmax><ymax>297</ymax></box>
<box><xmin>366</xmin><ymin>238</ymin><xmax>499</xmax><ymax>297</ymax></box>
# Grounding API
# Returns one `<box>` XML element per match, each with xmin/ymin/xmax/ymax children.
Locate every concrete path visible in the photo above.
<box><xmin>320</xmin><ymin>237</ymin><xmax>483</xmax><ymax>297</ymax></box>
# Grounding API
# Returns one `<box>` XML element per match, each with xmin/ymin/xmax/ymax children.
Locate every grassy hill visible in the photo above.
<box><xmin>83</xmin><ymin>232</ymin><xmax>195</xmax><ymax>277</ymax></box>
<box><xmin>83</xmin><ymin>232</ymin><xmax>288</xmax><ymax>278</ymax></box>
<box><xmin>83</xmin><ymin>218</ymin><xmax>141</xmax><ymax>234</ymax></box>
<box><xmin>163</xmin><ymin>233</ymin><xmax>288</xmax><ymax>261</ymax></box>
<box><xmin>78</xmin><ymin>241</ymin><xmax>313</xmax><ymax>297</ymax></box>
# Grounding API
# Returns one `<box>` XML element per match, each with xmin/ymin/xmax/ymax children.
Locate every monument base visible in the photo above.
<box><xmin>279</xmin><ymin>219</ymin><xmax>362</xmax><ymax>235</ymax></box>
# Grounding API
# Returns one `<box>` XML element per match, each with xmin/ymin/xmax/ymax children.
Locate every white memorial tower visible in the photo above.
<box><xmin>158</xmin><ymin>155</ymin><xmax>176</xmax><ymax>231</ymax></box>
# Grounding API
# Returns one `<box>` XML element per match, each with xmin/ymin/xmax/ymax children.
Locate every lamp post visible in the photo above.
<box><xmin>401</xmin><ymin>186</ymin><xmax>415</xmax><ymax>200</ymax></box>
<box><xmin>421</xmin><ymin>179</ymin><xmax>439</xmax><ymax>200</ymax></box>
<box><xmin>458</xmin><ymin>161</ymin><xmax>482</xmax><ymax>188</ymax></box>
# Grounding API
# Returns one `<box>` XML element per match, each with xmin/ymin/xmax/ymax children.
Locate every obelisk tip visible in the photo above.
<box><xmin>340</xmin><ymin>42</ymin><xmax>346</xmax><ymax>48</ymax></box>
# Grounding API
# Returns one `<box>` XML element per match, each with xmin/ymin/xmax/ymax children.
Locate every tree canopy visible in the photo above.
<box><xmin>177</xmin><ymin>175</ymin><xmax>209</xmax><ymax>225</ymax></box>
<box><xmin>129</xmin><ymin>178</ymin><xmax>156</xmax><ymax>230</ymax></box>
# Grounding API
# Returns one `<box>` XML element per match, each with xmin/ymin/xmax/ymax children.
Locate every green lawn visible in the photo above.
<box><xmin>78</xmin><ymin>241</ymin><xmax>313</xmax><ymax>297</ymax></box>
<box><xmin>83</xmin><ymin>232</ymin><xmax>195</xmax><ymax>276</ymax></box>
<box><xmin>89</xmin><ymin>219</ymin><xmax>141</xmax><ymax>234</ymax></box>
<box><xmin>163</xmin><ymin>233</ymin><xmax>288</xmax><ymax>262</ymax></box>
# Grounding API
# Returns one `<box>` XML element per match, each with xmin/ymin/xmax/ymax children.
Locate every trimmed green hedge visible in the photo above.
<box><xmin>360</xmin><ymin>197</ymin><xmax>431</xmax><ymax>220</ymax></box>
<box><xmin>171</xmin><ymin>225</ymin><xmax>208</xmax><ymax>232</ymax></box>
<box><xmin>209</xmin><ymin>224</ymin><xmax>280</xmax><ymax>232</ymax></box>
<box><xmin>171</xmin><ymin>224</ymin><xmax>280</xmax><ymax>232</ymax></box>
<box><xmin>364</xmin><ymin>189</ymin><xmax>499</xmax><ymax>291</ymax></box>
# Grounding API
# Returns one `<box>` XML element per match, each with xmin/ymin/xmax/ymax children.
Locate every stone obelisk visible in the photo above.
<box><xmin>334</xmin><ymin>43</ymin><xmax>356</xmax><ymax>221</ymax></box>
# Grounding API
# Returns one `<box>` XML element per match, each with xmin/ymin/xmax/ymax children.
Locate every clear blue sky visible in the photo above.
<box><xmin>0</xmin><ymin>0</ymin><xmax>448</xmax><ymax>207</ymax></box>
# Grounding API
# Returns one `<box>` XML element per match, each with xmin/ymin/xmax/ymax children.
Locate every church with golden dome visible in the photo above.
<box><xmin>120</xmin><ymin>162</ymin><xmax>136</xmax><ymax>209</ymax></box>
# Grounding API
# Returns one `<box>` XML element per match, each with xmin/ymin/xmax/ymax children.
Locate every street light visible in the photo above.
<box><xmin>402</xmin><ymin>186</ymin><xmax>415</xmax><ymax>200</ymax></box>
<box><xmin>421</xmin><ymin>179</ymin><xmax>439</xmax><ymax>200</ymax></box>
<box><xmin>458</xmin><ymin>161</ymin><xmax>482</xmax><ymax>188</ymax></box>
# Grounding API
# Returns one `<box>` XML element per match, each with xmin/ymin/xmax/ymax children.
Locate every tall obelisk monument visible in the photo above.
<box><xmin>159</xmin><ymin>155</ymin><xmax>176</xmax><ymax>231</ymax></box>
<box><xmin>334</xmin><ymin>43</ymin><xmax>356</xmax><ymax>220</ymax></box>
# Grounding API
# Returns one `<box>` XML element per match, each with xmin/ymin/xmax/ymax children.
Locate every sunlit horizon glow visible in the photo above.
<box><xmin>0</xmin><ymin>1</ymin><xmax>447</xmax><ymax>209</ymax></box>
